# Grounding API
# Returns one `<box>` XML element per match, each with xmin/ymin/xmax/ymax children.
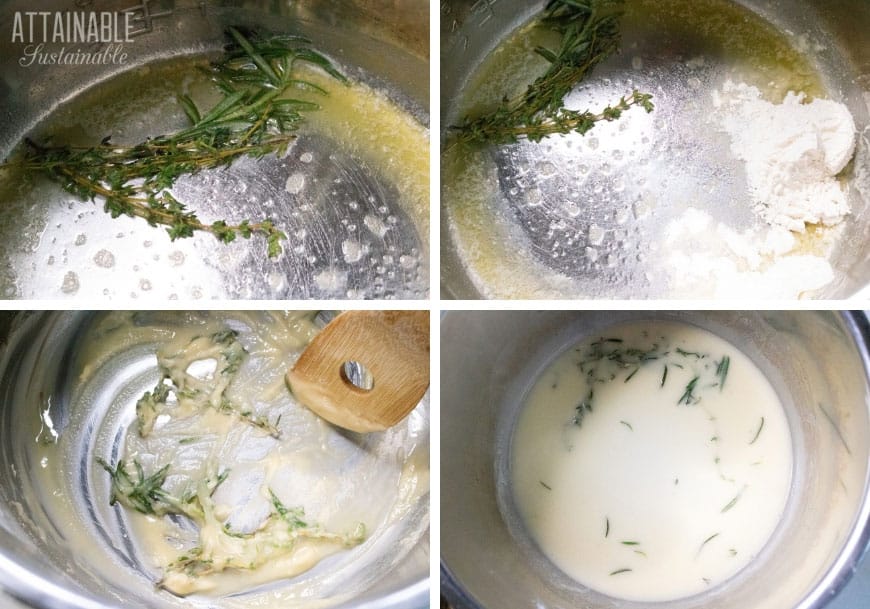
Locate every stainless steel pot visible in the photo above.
<box><xmin>441</xmin><ymin>0</ymin><xmax>870</xmax><ymax>299</ymax></box>
<box><xmin>441</xmin><ymin>310</ymin><xmax>870</xmax><ymax>609</ymax></box>
<box><xmin>0</xmin><ymin>311</ymin><xmax>430</xmax><ymax>609</ymax></box>
<box><xmin>0</xmin><ymin>1</ymin><xmax>429</xmax><ymax>300</ymax></box>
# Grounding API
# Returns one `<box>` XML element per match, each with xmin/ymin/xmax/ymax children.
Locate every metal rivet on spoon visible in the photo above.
<box><xmin>286</xmin><ymin>310</ymin><xmax>430</xmax><ymax>433</ymax></box>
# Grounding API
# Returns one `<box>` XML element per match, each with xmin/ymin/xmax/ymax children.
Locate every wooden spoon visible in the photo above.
<box><xmin>286</xmin><ymin>310</ymin><xmax>430</xmax><ymax>433</ymax></box>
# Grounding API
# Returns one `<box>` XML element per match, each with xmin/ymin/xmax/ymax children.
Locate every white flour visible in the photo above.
<box><xmin>713</xmin><ymin>80</ymin><xmax>856</xmax><ymax>232</ymax></box>
<box><xmin>664</xmin><ymin>81</ymin><xmax>856</xmax><ymax>299</ymax></box>
<box><xmin>664</xmin><ymin>208</ymin><xmax>838</xmax><ymax>299</ymax></box>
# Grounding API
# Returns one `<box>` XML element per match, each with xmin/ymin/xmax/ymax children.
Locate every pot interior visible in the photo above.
<box><xmin>0</xmin><ymin>1</ymin><xmax>430</xmax><ymax>300</ymax></box>
<box><xmin>441</xmin><ymin>310</ymin><xmax>870</xmax><ymax>609</ymax></box>
<box><xmin>0</xmin><ymin>311</ymin><xmax>430</xmax><ymax>609</ymax></box>
<box><xmin>441</xmin><ymin>0</ymin><xmax>870</xmax><ymax>299</ymax></box>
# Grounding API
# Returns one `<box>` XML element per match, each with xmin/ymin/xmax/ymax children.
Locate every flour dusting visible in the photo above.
<box><xmin>664</xmin><ymin>82</ymin><xmax>856</xmax><ymax>299</ymax></box>
<box><xmin>713</xmin><ymin>80</ymin><xmax>856</xmax><ymax>232</ymax></box>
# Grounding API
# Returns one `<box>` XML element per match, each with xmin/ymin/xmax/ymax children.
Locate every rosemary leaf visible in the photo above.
<box><xmin>749</xmin><ymin>417</ymin><xmax>765</xmax><ymax>445</ymax></box>
<box><xmin>678</xmin><ymin>376</ymin><xmax>700</xmax><ymax>405</ymax></box>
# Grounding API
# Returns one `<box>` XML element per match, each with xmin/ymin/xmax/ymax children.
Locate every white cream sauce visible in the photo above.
<box><xmin>511</xmin><ymin>321</ymin><xmax>792</xmax><ymax>601</ymax></box>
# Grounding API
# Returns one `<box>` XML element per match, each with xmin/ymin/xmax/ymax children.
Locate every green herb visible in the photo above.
<box><xmin>749</xmin><ymin>417</ymin><xmax>765</xmax><ymax>445</ymax></box>
<box><xmin>610</xmin><ymin>568</ymin><xmax>633</xmax><ymax>576</ymax></box>
<box><xmin>136</xmin><ymin>380</ymin><xmax>170</xmax><ymax>436</ymax></box>
<box><xmin>570</xmin><ymin>336</ymin><xmax>727</xmax><ymax>426</ymax></box>
<box><xmin>573</xmin><ymin>388</ymin><xmax>595</xmax><ymax>426</ymax></box>
<box><xmin>453</xmin><ymin>0</ymin><xmax>653</xmax><ymax>146</ymax></box>
<box><xmin>605</xmin><ymin>517</ymin><xmax>610</xmax><ymax>538</ymax></box>
<box><xmin>678</xmin><ymin>376</ymin><xmax>700</xmax><ymax>405</ymax></box>
<box><xmin>716</xmin><ymin>356</ymin><xmax>730</xmax><ymax>390</ymax></box>
<box><xmin>699</xmin><ymin>533</ymin><xmax>719</xmax><ymax>554</ymax></box>
<box><xmin>619</xmin><ymin>420</ymin><xmax>633</xmax><ymax>431</ymax></box>
<box><xmin>540</xmin><ymin>480</ymin><xmax>553</xmax><ymax>490</ymax></box>
<box><xmin>721</xmin><ymin>488</ymin><xmax>744</xmax><ymax>513</ymax></box>
<box><xmin>139</xmin><ymin>328</ymin><xmax>280</xmax><ymax>438</ymax></box>
<box><xmin>5</xmin><ymin>27</ymin><xmax>346</xmax><ymax>258</ymax></box>
<box><xmin>269</xmin><ymin>489</ymin><xmax>308</xmax><ymax>529</ymax></box>
<box><xmin>620</xmin><ymin>540</ymin><xmax>640</xmax><ymax>546</ymax></box>
<box><xmin>96</xmin><ymin>458</ymin><xmax>171</xmax><ymax>515</ymax></box>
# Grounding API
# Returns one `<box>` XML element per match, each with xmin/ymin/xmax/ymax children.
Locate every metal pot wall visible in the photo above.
<box><xmin>0</xmin><ymin>0</ymin><xmax>429</xmax><ymax>299</ymax></box>
<box><xmin>0</xmin><ymin>311</ymin><xmax>430</xmax><ymax>609</ymax></box>
<box><xmin>441</xmin><ymin>310</ymin><xmax>870</xmax><ymax>609</ymax></box>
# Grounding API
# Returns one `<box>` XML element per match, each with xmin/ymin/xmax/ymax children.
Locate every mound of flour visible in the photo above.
<box><xmin>663</xmin><ymin>81</ymin><xmax>858</xmax><ymax>298</ymax></box>
<box><xmin>713</xmin><ymin>80</ymin><xmax>856</xmax><ymax>232</ymax></box>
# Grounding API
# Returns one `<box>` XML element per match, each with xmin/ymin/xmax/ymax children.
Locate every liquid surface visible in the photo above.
<box><xmin>511</xmin><ymin>321</ymin><xmax>792</xmax><ymax>601</ymax></box>
<box><xmin>442</xmin><ymin>0</ymin><xmax>853</xmax><ymax>299</ymax></box>
<box><xmin>0</xmin><ymin>52</ymin><xmax>429</xmax><ymax>299</ymax></box>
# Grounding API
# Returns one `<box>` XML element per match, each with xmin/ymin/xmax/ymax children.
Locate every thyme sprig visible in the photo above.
<box><xmin>453</xmin><ymin>0</ymin><xmax>653</xmax><ymax>146</ymax></box>
<box><xmin>6</xmin><ymin>27</ymin><xmax>346</xmax><ymax>257</ymax></box>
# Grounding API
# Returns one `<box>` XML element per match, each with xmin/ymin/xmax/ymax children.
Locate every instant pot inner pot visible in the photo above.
<box><xmin>441</xmin><ymin>311</ymin><xmax>870</xmax><ymax>609</ymax></box>
<box><xmin>0</xmin><ymin>1</ymin><xmax>429</xmax><ymax>300</ymax></box>
<box><xmin>440</xmin><ymin>0</ymin><xmax>870</xmax><ymax>299</ymax></box>
<box><xmin>0</xmin><ymin>311</ymin><xmax>429</xmax><ymax>609</ymax></box>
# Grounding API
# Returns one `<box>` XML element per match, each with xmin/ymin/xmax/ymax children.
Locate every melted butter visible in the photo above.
<box><xmin>512</xmin><ymin>321</ymin><xmax>792</xmax><ymax>601</ymax></box>
<box><xmin>298</xmin><ymin>67</ymin><xmax>430</xmax><ymax>246</ymax></box>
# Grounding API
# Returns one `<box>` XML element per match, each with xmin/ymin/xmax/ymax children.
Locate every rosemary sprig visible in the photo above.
<box><xmin>5</xmin><ymin>27</ymin><xmax>346</xmax><ymax>257</ymax></box>
<box><xmin>454</xmin><ymin>0</ymin><xmax>653</xmax><ymax>146</ymax></box>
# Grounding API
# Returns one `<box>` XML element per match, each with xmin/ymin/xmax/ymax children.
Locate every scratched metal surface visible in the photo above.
<box><xmin>0</xmin><ymin>0</ymin><xmax>429</xmax><ymax>300</ymax></box>
<box><xmin>440</xmin><ymin>0</ymin><xmax>870</xmax><ymax>300</ymax></box>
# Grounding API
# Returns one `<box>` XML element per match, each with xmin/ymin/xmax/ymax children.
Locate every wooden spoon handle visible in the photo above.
<box><xmin>287</xmin><ymin>310</ymin><xmax>430</xmax><ymax>433</ymax></box>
